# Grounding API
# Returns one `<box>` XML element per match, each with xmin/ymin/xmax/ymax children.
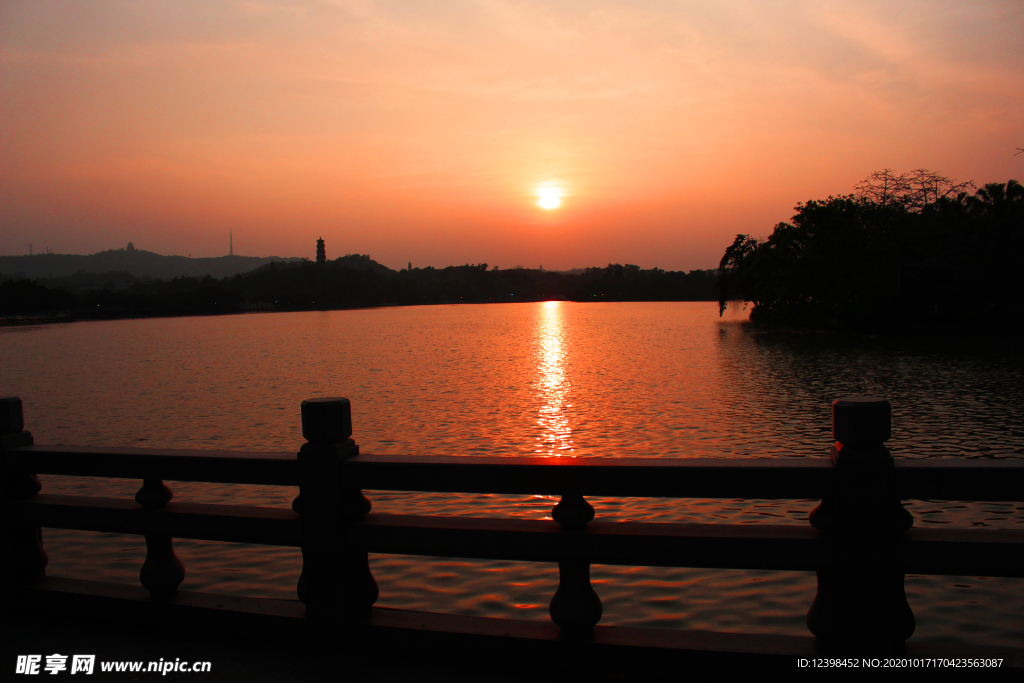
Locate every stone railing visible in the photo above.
<box><xmin>3</xmin><ymin>395</ymin><xmax>1022</xmax><ymax>662</ymax></box>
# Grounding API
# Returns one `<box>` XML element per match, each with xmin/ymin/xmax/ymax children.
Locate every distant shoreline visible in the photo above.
<box><xmin>2</xmin><ymin>259</ymin><xmax>720</xmax><ymax>322</ymax></box>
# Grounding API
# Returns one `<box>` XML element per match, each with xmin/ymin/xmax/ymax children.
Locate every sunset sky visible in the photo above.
<box><xmin>2</xmin><ymin>0</ymin><xmax>1022</xmax><ymax>270</ymax></box>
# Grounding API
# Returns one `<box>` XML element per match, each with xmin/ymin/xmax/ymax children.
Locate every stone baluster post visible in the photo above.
<box><xmin>137</xmin><ymin>478</ymin><xmax>184</xmax><ymax>599</ymax></box>
<box><xmin>295</xmin><ymin>398</ymin><xmax>377</xmax><ymax>621</ymax></box>
<box><xmin>549</xmin><ymin>491</ymin><xmax>602</xmax><ymax>638</ymax></box>
<box><xmin>2</xmin><ymin>397</ymin><xmax>47</xmax><ymax>584</ymax></box>
<box><xmin>807</xmin><ymin>396</ymin><xmax>915</xmax><ymax>652</ymax></box>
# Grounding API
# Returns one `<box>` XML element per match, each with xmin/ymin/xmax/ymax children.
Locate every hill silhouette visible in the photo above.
<box><xmin>0</xmin><ymin>247</ymin><xmax>302</xmax><ymax>281</ymax></box>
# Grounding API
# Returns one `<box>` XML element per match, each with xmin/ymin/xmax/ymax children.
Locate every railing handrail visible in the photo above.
<box><xmin>6</xmin><ymin>444</ymin><xmax>301</xmax><ymax>485</ymax></box>
<box><xmin>9</xmin><ymin>443</ymin><xmax>1024</xmax><ymax>501</ymax></box>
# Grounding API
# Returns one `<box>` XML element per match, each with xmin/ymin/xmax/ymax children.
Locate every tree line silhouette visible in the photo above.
<box><xmin>718</xmin><ymin>170</ymin><xmax>1024</xmax><ymax>330</ymax></box>
<box><xmin>1</xmin><ymin>255</ymin><xmax>717</xmax><ymax>320</ymax></box>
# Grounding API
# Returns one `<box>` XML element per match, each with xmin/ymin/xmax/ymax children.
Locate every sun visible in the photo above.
<box><xmin>537</xmin><ymin>186</ymin><xmax>562</xmax><ymax>210</ymax></box>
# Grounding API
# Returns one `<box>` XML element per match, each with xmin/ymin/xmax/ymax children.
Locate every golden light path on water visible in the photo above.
<box><xmin>535</xmin><ymin>301</ymin><xmax>573</xmax><ymax>456</ymax></box>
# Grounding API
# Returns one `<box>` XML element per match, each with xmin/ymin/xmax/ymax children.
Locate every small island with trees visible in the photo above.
<box><xmin>718</xmin><ymin>170</ymin><xmax>1023</xmax><ymax>331</ymax></box>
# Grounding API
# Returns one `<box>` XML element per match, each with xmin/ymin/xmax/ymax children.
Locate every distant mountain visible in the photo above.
<box><xmin>0</xmin><ymin>248</ymin><xmax>303</xmax><ymax>281</ymax></box>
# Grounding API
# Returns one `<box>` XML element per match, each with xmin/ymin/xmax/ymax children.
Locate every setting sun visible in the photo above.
<box><xmin>538</xmin><ymin>187</ymin><xmax>562</xmax><ymax>210</ymax></box>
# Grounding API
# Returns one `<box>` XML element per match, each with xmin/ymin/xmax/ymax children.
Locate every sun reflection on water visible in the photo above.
<box><xmin>535</xmin><ymin>301</ymin><xmax>574</xmax><ymax>456</ymax></box>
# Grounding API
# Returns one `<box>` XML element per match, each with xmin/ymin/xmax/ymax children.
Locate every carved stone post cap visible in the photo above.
<box><xmin>0</xmin><ymin>397</ymin><xmax>25</xmax><ymax>435</ymax></box>
<box><xmin>301</xmin><ymin>398</ymin><xmax>352</xmax><ymax>444</ymax></box>
<box><xmin>833</xmin><ymin>396</ymin><xmax>891</xmax><ymax>447</ymax></box>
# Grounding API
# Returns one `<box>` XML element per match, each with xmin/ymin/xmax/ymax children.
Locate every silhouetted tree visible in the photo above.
<box><xmin>854</xmin><ymin>168</ymin><xmax>973</xmax><ymax>211</ymax></box>
<box><xmin>719</xmin><ymin>171</ymin><xmax>1024</xmax><ymax>330</ymax></box>
<box><xmin>718</xmin><ymin>234</ymin><xmax>759</xmax><ymax>315</ymax></box>
<box><xmin>0</xmin><ymin>279</ymin><xmax>75</xmax><ymax>316</ymax></box>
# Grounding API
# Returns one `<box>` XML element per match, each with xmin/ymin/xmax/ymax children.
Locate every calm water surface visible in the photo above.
<box><xmin>2</xmin><ymin>302</ymin><xmax>1022</xmax><ymax>646</ymax></box>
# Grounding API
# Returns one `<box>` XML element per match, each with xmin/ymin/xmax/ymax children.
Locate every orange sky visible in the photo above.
<box><xmin>2</xmin><ymin>1</ymin><xmax>1022</xmax><ymax>270</ymax></box>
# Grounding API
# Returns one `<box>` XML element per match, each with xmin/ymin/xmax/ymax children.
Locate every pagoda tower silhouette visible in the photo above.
<box><xmin>316</xmin><ymin>237</ymin><xmax>326</xmax><ymax>264</ymax></box>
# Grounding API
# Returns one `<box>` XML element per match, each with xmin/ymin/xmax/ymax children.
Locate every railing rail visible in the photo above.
<box><xmin>10</xmin><ymin>494</ymin><xmax>302</xmax><ymax>547</ymax></box>
<box><xmin>5</xmin><ymin>445</ymin><xmax>299</xmax><ymax>485</ymax></box>
<box><xmin>3</xmin><ymin>394</ymin><xmax>1023</xmax><ymax>657</ymax></box>
<box><xmin>9</xmin><ymin>496</ymin><xmax>1024</xmax><ymax>576</ymax></box>
<box><xmin>11</xmin><ymin>445</ymin><xmax>1024</xmax><ymax>500</ymax></box>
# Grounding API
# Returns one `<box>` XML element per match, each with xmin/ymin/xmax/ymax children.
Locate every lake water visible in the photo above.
<box><xmin>2</xmin><ymin>302</ymin><xmax>1022</xmax><ymax>647</ymax></box>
